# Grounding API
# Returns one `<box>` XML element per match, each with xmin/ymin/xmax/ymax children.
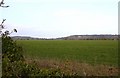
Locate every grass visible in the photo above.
<box><xmin>17</xmin><ymin>40</ymin><xmax>118</xmax><ymax>66</ymax></box>
<box><xmin>25</xmin><ymin>58</ymin><xmax>118</xmax><ymax>76</ymax></box>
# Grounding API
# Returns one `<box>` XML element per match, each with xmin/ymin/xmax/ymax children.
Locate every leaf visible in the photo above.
<box><xmin>5</xmin><ymin>30</ymin><xmax>9</xmax><ymax>35</ymax></box>
<box><xmin>14</xmin><ymin>29</ymin><xmax>17</xmax><ymax>33</ymax></box>
<box><xmin>2</xmin><ymin>19</ymin><xmax>6</xmax><ymax>24</ymax></box>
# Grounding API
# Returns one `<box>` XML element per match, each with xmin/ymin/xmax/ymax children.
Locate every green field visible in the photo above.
<box><xmin>17</xmin><ymin>40</ymin><xmax>118</xmax><ymax>66</ymax></box>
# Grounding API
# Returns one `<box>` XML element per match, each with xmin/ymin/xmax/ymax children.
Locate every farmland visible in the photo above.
<box><xmin>17</xmin><ymin>40</ymin><xmax>118</xmax><ymax>66</ymax></box>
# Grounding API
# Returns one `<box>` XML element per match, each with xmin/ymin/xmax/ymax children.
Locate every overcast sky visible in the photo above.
<box><xmin>0</xmin><ymin>0</ymin><xmax>119</xmax><ymax>38</ymax></box>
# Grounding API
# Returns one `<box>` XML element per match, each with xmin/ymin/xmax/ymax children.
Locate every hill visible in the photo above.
<box><xmin>11</xmin><ymin>35</ymin><xmax>118</xmax><ymax>40</ymax></box>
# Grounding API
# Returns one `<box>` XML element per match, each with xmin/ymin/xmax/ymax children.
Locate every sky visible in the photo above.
<box><xmin>0</xmin><ymin>0</ymin><xmax>119</xmax><ymax>38</ymax></box>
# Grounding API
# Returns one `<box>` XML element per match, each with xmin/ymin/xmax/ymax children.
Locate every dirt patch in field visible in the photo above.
<box><xmin>25</xmin><ymin>58</ymin><xmax>119</xmax><ymax>76</ymax></box>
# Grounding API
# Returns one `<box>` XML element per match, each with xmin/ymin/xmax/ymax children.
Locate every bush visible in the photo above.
<box><xmin>1</xmin><ymin>35</ymin><xmax>41</xmax><ymax>77</ymax></box>
<box><xmin>2</xmin><ymin>35</ymin><xmax>78</xmax><ymax>77</ymax></box>
<box><xmin>2</xmin><ymin>36</ymin><xmax>24</xmax><ymax>62</ymax></box>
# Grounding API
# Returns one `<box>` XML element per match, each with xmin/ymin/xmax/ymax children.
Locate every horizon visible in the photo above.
<box><xmin>1</xmin><ymin>0</ymin><xmax>119</xmax><ymax>38</ymax></box>
<box><xmin>11</xmin><ymin>34</ymin><xmax>118</xmax><ymax>39</ymax></box>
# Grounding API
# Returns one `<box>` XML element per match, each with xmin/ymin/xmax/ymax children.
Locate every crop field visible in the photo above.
<box><xmin>17</xmin><ymin>40</ymin><xmax>118</xmax><ymax>67</ymax></box>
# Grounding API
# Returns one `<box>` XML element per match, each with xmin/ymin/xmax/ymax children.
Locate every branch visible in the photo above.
<box><xmin>0</xmin><ymin>0</ymin><xmax>9</xmax><ymax>8</ymax></box>
<box><xmin>0</xmin><ymin>0</ymin><xmax>4</xmax><ymax>6</ymax></box>
<box><xmin>1</xmin><ymin>5</ymin><xmax>9</xmax><ymax>8</ymax></box>
<box><xmin>0</xmin><ymin>0</ymin><xmax>4</xmax><ymax>4</ymax></box>
<box><xmin>0</xmin><ymin>19</ymin><xmax>6</xmax><ymax>29</ymax></box>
